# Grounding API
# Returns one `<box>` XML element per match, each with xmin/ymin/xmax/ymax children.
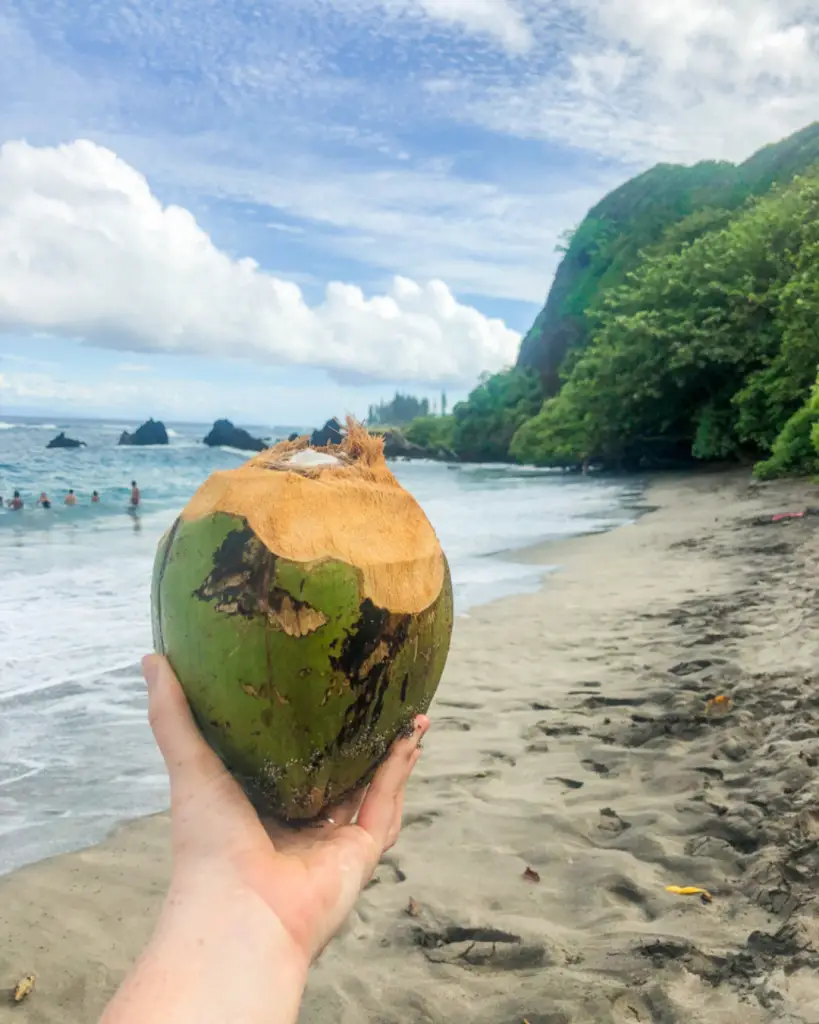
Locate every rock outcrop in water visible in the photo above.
<box><xmin>203</xmin><ymin>419</ymin><xmax>266</xmax><ymax>451</ymax></box>
<box><xmin>46</xmin><ymin>432</ymin><xmax>86</xmax><ymax>449</ymax></box>
<box><xmin>310</xmin><ymin>418</ymin><xmax>344</xmax><ymax>447</ymax></box>
<box><xmin>119</xmin><ymin>419</ymin><xmax>169</xmax><ymax>446</ymax></box>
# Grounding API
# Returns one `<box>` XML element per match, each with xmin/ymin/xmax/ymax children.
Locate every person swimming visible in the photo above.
<box><xmin>38</xmin><ymin>492</ymin><xmax>52</xmax><ymax>509</ymax></box>
<box><xmin>130</xmin><ymin>481</ymin><xmax>140</xmax><ymax>507</ymax></box>
<box><xmin>8</xmin><ymin>491</ymin><xmax>23</xmax><ymax>510</ymax></box>
<box><xmin>65</xmin><ymin>489</ymin><xmax>77</xmax><ymax>506</ymax></box>
<box><xmin>92</xmin><ymin>490</ymin><xmax>100</xmax><ymax>503</ymax></box>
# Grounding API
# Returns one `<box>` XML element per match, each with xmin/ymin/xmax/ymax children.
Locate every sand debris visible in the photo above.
<box><xmin>665</xmin><ymin>885</ymin><xmax>713</xmax><ymax>903</ymax></box>
<box><xmin>12</xmin><ymin>974</ymin><xmax>35</xmax><ymax>1004</ymax></box>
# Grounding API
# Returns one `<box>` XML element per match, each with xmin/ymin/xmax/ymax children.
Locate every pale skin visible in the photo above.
<box><xmin>101</xmin><ymin>654</ymin><xmax>429</xmax><ymax>1024</ymax></box>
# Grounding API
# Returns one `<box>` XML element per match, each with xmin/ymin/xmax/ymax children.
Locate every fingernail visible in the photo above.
<box><xmin>142</xmin><ymin>655</ymin><xmax>160</xmax><ymax>689</ymax></box>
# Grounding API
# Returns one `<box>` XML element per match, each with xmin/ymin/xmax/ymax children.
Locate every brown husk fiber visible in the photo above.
<box><xmin>181</xmin><ymin>418</ymin><xmax>445</xmax><ymax>614</ymax></box>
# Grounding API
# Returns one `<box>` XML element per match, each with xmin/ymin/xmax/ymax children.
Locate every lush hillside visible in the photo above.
<box><xmin>511</xmin><ymin>170</ymin><xmax>819</xmax><ymax>473</ymax></box>
<box><xmin>517</xmin><ymin>123</ymin><xmax>819</xmax><ymax>396</ymax></box>
<box><xmin>406</xmin><ymin>122</ymin><xmax>819</xmax><ymax>474</ymax></box>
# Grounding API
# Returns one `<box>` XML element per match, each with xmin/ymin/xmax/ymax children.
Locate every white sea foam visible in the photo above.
<box><xmin>0</xmin><ymin>421</ymin><xmax>57</xmax><ymax>430</ymax></box>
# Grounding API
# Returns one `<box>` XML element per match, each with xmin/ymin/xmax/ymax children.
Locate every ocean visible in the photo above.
<box><xmin>0</xmin><ymin>415</ymin><xmax>643</xmax><ymax>875</ymax></box>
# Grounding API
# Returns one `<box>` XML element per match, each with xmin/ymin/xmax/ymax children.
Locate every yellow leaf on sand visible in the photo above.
<box><xmin>665</xmin><ymin>885</ymin><xmax>713</xmax><ymax>902</ymax></box>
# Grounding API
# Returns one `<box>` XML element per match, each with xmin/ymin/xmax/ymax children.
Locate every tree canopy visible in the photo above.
<box><xmin>367</xmin><ymin>392</ymin><xmax>430</xmax><ymax>426</ymax></box>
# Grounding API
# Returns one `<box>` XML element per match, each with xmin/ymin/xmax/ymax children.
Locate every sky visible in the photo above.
<box><xmin>1</xmin><ymin>0</ymin><xmax>818</xmax><ymax>426</ymax></box>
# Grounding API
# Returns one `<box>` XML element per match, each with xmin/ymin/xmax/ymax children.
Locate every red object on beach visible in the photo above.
<box><xmin>771</xmin><ymin>511</ymin><xmax>805</xmax><ymax>522</ymax></box>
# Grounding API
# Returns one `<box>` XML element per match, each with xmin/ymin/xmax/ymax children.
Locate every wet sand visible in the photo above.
<box><xmin>3</xmin><ymin>470</ymin><xmax>819</xmax><ymax>1023</ymax></box>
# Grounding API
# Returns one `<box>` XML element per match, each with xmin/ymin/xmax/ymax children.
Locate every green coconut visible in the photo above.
<box><xmin>151</xmin><ymin>421</ymin><xmax>453</xmax><ymax>822</ymax></box>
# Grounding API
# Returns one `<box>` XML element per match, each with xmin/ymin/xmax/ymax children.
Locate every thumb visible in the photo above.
<box><xmin>143</xmin><ymin>654</ymin><xmax>228</xmax><ymax>799</ymax></box>
<box><xmin>355</xmin><ymin>716</ymin><xmax>429</xmax><ymax>857</ymax></box>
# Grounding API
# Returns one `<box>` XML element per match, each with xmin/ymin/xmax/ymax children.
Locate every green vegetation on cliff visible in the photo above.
<box><xmin>449</xmin><ymin>369</ymin><xmax>543</xmax><ymax>462</ymax></box>
<box><xmin>512</xmin><ymin>171</ymin><xmax>819</xmax><ymax>472</ymax></box>
<box><xmin>402</xmin><ymin>123</ymin><xmax>819</xmax><ymax>474</ymax></box>
<box><xmin>404</xmin><ymin>414</ymin><xmax>455</xmax><ymax>451</ymax></box>
<box><xmin>517</xmin><ymin>123</ymin><xmax>819</xmax><ymax>397</ymax></box>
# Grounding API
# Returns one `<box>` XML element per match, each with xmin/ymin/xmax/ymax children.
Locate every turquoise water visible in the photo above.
<box><xmin>0</xmin><ymin>415</ymin><xmax>643</xmax><ymax>874</ymax></box>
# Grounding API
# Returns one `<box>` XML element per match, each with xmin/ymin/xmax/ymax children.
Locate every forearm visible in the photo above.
<box><xmin>101</xmin><ymin>880</ymin><xmax>308</xmax><ymax>1024</ymax></box>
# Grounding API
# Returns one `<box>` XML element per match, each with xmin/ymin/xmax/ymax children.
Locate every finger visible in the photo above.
<box><xmin>143</xmin><ymin>654</ymin><xmax>229</xmax><ymax>798</ymax></box>
<box><xmin>356</xmin><ymin>716</ymin><xmax>429</xmax><ymax>853</ymax></box>
<box><xmin>383</xmin><ymin>747</ymin><xmax>421</xmax><ymax>852</ymax></box>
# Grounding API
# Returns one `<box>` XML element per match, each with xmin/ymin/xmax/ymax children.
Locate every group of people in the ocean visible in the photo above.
<box><xmin>3</xmin><ymin>481</ymin><xmax>141</xmax><ymax>510</ymax></box>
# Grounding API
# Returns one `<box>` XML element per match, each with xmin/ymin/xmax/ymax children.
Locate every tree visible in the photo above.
<box><xmin>367</xmin><ymin>392</ymin><xmax>430</xmax><ymax>426</ymax></box>
<box><xmin>450</xmin><ymin>369</ymin><xmax>543</xmax><ymax>462</ymax></box>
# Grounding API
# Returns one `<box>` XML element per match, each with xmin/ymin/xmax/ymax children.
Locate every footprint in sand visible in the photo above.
<box><xmin>435</xmin><ymin>717</ymin><xmax>472</xmax><ymax>732</ymax></box>
<box><xmin>436</xmin><ymin>699</ymin><xmax>484</xmax><ymax>711</ymax></box>
<box><xmin>552</xmin><ymin>777</ymin><xmax>584</xmax><ymax>790</ymax></box>
<box><xmin>413</xmin><ymin>924</ymin><xmax>547</xmax><ymax>971</ymax></box>
<box><xmin>605</xmin><ymin>877</ymin><xmax>656</xmax><ymax>920</ymax></box>
<box><xmin>669</xmin><ymin>658</ymin><xmax>721</xmax><ymax>676</ymax></box>
<box><xmin>483</xmin><ymin>751</ymin><xmax>517</xmax><ymax>767</ymax></box>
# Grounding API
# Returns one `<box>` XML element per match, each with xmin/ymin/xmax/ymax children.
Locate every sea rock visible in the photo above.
<box><xmin>203</xmin><ymin>419</ymin><xmax>266</xmax><ymax>452</ymax></box>
<box><xmin>310</xmin><ymin>418</ymin><xmax>344</xmax><ymax>447</ymax></box>
<box><xmin>119</xmin><ymin>418</ymin><xmax>169</xmax><ymax>446</ymax></box>
<box><xmin>46</xmin><ymin>431</ymin><xmax>86</xmax><ymax>449</ymax></box>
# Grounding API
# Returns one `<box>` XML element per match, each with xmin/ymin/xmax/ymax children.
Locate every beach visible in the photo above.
<box><xmin>0</xmin><ymin>418</ymin><xmax>639</xmax><ymax>875</ymax></box>
<box><xmin>3</xmin><ymin>469</ymin><xmax>819</xmax><ymax>1023</ymax></box>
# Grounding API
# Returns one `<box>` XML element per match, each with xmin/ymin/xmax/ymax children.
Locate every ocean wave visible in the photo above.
<box><xmin>0</xmin><ymin>422</ymin><xmax>57</xmax><ymax>431</ymax></box>
<box><xmin>218</xmin><ymin>446</ymin><xmax>257</xmax><ymax>458</ymax></box>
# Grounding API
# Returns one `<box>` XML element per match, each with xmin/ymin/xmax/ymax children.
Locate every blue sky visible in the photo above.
<box><xmin>1</xmin><ymin>0</ymin><xmax>818</xmax><ymax>425</ymax></box>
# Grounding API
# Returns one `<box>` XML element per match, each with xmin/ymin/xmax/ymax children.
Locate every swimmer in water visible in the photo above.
<box><xmin>92</xmin><ymin>490</ymin><xmax>100</xmax><ymax>503</ymax></box>
<box><xmin>65</xmin><ymin>489</ymin><xmax>77</xmax><ymax>506</ymax></box>
<box><xmin>38</xmin><ymin>492</ymin><xmax>52</xmax><ymax>509</ymax></box>
<box><xmin>8</xmin><ymin>491</ymin><xmax>23</xmax><ymax>510</ymax></box>
<box><xmin>130</xmin><ymin>481</ymin><xmax>140</xmax><ymax>507</ymax></box>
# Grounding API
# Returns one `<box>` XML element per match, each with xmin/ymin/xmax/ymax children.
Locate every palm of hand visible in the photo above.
<box><xmin>148</xmin><ymin>655</ymin><xmax>426</xmax><ymax>965</ymax></box>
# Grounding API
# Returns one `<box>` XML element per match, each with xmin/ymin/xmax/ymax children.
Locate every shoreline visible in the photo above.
<box><xmin>0</xmin><ymin>463</ymin><xmax>638</xmax><ymax>879</ymax></box>
<box><xmin>4</xmin><ymin>469</ymin><xmax>819</xmax><ymax>1022</ymax></box>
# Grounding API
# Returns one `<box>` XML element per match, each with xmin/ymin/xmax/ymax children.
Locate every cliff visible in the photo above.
<box><xmin>517</xmin><ymin>123</ymin><xmax>819</xmax><ymax>394</ymax></box>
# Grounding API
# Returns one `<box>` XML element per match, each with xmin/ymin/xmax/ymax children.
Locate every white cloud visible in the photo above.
<box><xmin>3</xmin><ymin>0</ymin><xmax>817</xmax><ymax>357</ymax></box>
<box><xmin>125</xmin><ymin>136</ymin><xmax>603</xmax><ymax>304</ymax></box>
<box><xmin>0</xmin><ymin>140</ymin><xmax>520</xmax><ymax>384</ymax></box>
<box><xmin>279</xmin><ymin>0</ymin><xmax>533</xmax><ymax>53</ymax></box>
<box><xmin>411</xmin><ymin>0</ymin><xmax>532</xmax><ymax>52</ymax></box>
<box><xmin>116</xmin><ymin>362</ymin><xmax>152</xmax><ymax>373</ymax></box>
<box><xmin>0</xmin><ymin>363</ymin><xmax>468</xmax><ymax>424</ymax></box>
<box><xmin>450</xmin><ymin>0</ymin><xmax>819</xmax><ymax>165</ymax></box>
<box><xmin>0</xmin><ymin>368</ymin><xmax>270</xmax><ymax>421</ymax></box>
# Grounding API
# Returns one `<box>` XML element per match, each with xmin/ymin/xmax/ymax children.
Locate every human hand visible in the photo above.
<box><xmin>143</xmin><ymin>653</ymin><xmax>429</xmax><ymax>967</ymax></box>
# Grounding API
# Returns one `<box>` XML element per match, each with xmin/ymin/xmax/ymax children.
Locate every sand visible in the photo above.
<box><xmin>3</xmin><ymin>470</ymin><xmax>819</xmax><ymax>1023</ymax></box>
